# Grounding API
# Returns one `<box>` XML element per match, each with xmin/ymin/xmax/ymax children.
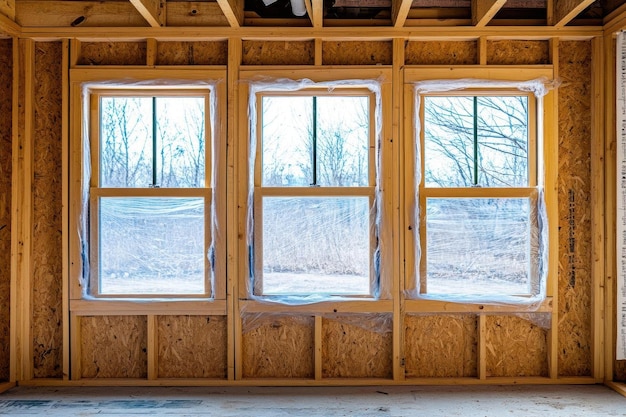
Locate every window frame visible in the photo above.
<box><xmin>69</xmin><ymin>69</ymin><xmax>227</xmax><ymax>308</ymax></box>
<box><xmin>403</xmin><ymin>67</ymin><xmax>557</xmax><ymax>305</ymax></box>
<box><xmin>253</xmin><ymin>88</ymin><xmax>378</xmax><ymax>297</ymax></box>
<box><xmin>238</xmin><ymin>68</ymin><xmax>394</xmax><ymax>303</ymax></box>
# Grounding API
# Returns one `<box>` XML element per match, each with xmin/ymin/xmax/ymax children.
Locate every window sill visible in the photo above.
<box><xmin>70</xmin><ymin>298</ymin><xmax>227</xmax><ymax>316</ymax></box>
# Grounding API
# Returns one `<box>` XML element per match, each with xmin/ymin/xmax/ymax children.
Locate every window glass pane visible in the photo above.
<box><xmin>261</xmin><ymin>95</ymin><xmax>369</xmax><ymax>187</ymax></box>
<box><xmin>426</xmin><ymin>198</ymin><xmax>531</xmax><ymax>296</ymax></box>
<box><xmin>100</xmin><ymin>97</ymin><xmax>153</xmax><ymax>187</ymax></box>
<box><xmin>423</xmin><ymin>95</ymin><xmax>529</xmax><ymax>188</ymax></box>
<box><xmin>262</xmin><ymin>96</ymin><xmax>313</xmax><ymax>186</ymax></box>
<box><xmin>262</xmin><ymin>197</ymin><xmax>370</xmax><ymax>295</ymax></box>
<box><xmin>155</xmin><ymin>97</ymin><xmax>206</xmax><ymax>188</ymax></box>
<box><xmin>476</xmin><ymin>96</ymin><xmax>528</xmax><ymax>187</ymax></box>
<box><xmin>98</xmin><ymin>197</ymin><xmax>205</xmax><ymax>295</ymax></box>
<box><xmin>316</xmin><ymin>96</ymin><xmax>369</xmax><ymax>187</ymax></box>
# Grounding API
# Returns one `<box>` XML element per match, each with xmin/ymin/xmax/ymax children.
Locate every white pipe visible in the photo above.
<box><xmin>290</xmin><ymin>0</ymin><xmax>307</xmax><ymax>16</ymax></box>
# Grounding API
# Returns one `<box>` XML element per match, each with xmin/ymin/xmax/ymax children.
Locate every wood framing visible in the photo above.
<box><xmin>472</xmin><ymin>0</ymin><xmax>506</xmax><ymax>27</ymax></box>
<box><xmin>553</xmin><ymin>0</ymin><xmax>596</xmax><ymax>28</ymax></box>
<box><xmin>216</xmin><ymin>0</ymin><xmax>244</xmax><ymax>28</ymax></box>
<box><xmin>129</xmin><ymin>0</ymin><xmax>165</xmax><ymax>28</ymax></box>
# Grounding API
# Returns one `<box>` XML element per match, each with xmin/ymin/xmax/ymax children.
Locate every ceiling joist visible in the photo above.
<box><xmin>392</xmin><ymin>0</ymin><xmax>413</xmax><ymax>27</ymax></box>
<box><xmin>311</xmin><ymin>0</ymin><xmax>324</xmax><ymax>28</ymax></box>
<box><xmin>472</xmin><ymin>0</ymin><xmax>507</xmax><ymax>27</ymax></box>
<box><xmin>216</xmin><ymin>0</ymin><xmax>244</xmax><ymax>27</ymax></box>
<box><xmin>129</xmin><ymin>0</ymin><xmax>165</xmax><ymax>28</ymax></box>
<box><xmin>16</xmin><ymin>1</ymin><xmax>148</xmax><ymax>28</ymax></box>
<box><xmin>0</xmin><ymin>11</ymin><xmax>18</xmax><ymax>36</ymax></box>
<box><xmin>553</xmin><ymin>0</ymin><xmax>595</xmax><ymax>27</ymax></box>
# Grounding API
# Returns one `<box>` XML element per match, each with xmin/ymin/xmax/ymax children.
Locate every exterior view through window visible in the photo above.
<box><xmin>255</xmin><ymin>91</ymin><xmax>376</xmax><ymax>296</ymax></box>
<box><xmin>420</xmin><ymin>93</ymin><xmax>540</xmax><ymax>297</ymax></box>
<box><xmin>92</xmin><ymin>92</ymin><xmax>212</xmax><ymax>297</ymax></box>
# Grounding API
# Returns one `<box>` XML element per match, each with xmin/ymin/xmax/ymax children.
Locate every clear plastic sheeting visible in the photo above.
<box><xmin>245</xmin><ymin>77</ymin><xmax>386</xmax><ymax>304</ymax></box>
<box><xmin>410</xmin><ymin>78</ymin><xmax>554</xmax><ymax>307</ymax></box>
<box><xmin>77</xmin><ymin>78</ymin><xmax>222</xmax><ymax>298</ymax></box>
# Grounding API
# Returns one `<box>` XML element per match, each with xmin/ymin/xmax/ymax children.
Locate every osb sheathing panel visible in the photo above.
<box><xmin>32</xmin><ymin>41</ymin><xmax>63</xmax><ymax>378</ymax></box>
<box><xmin>157</xmin><ymin>315</ymin><xmax>227</xmax><ymax>378</ymax></box>
<box><xmin>558</xmin><ymin>40</ymin><xmax>592</xmax><ymax>377</ymax></box>
<box><xmin>322</xmin><ymin>41</ymin><xmax>392</xmax><ymax>66</ymax></box>
<box><xmin>485</xmin><ymin>315</ymin><xmax>549</xmax><ymax>377</ymax></box>
<box><xmin>404</xmin><ymin>315</ymin><xmax>477</xmax><ymax>378</ymax></box>
<box><xmin>0</xmin><ymin>39</ymin><xmax>12</xmax><ymax>382</ymax></box>
<box><xmin>242</xmin><ymin>41</ymin><xmax>314</xmax><ymax>66</ymax></box>
<box><xmin>486</xmin><ymin>40</ymin><xmax>550</xmax><ymax>65</ymax></box>
<box><xmin>77</xmin><ymin>42</ymin><xmax>146</xmax><ymax>66</ymax></box>
<box><xmin>242</xmin><ymin>315</ymin><xmax>314</xmax><ymax>378</ymax></box>
<box><xmin>156</xmin><ymin>41</ymin><xmax>228</xmax><ymax>66</ymax></box>
<box><xmin>81</xmin><ymin>316</ymin><xmax>147</xmax><ymax>378</ymax></box>
<box><xmin>405</xmin><ymin>41</ymin><xmax>477</xmax><ymax>65</ymax></box>
<box><xmin>322</xmin><ymin>315</ymin><xmax>392</xmax><ymax>379</ymax></box>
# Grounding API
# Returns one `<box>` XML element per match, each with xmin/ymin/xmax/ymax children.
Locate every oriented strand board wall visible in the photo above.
<box><xmin>486</xmin><ymin>315</ymin><xmax>549</xmax><ymax>377</ymax></box>
<box><xmin>405</xmin><ymin>41</ymin><xmax>477</xmax><ymax>65</ymax></box>
<box><xmin>558</xmin><ymin>40</ymin><xmax>592</xmax><ymax>377</ymax></box>
<box><xmin>77</xmin><ymin>42</ymin><xmax>146</xmax><ymax>66</ymax></box>
<box><xmin>81</xmin><ymin>316</ymin><xmax>147</xmax><ymax>378</ymax></box>
<box><xmin>322</xmin><ymin>315</ymin><xmax>392</xmax><ymax>379</ymax></box>
<box><xmin>404</xmin><ymin>315</ymin><xmax>477</xmax><ymax>378</ymax></box>
<box><xmin>0</xmin><ymin>39</ymin><xmax>12</xmax><ymax>382</ymax></box>
<box><xmin>486</xmin><ymin>40</ymin><xmax>550</xmax><ymax>65</ymax></box>
<box><xmin>242</xmin><ymin>41</ymin><xmax>314</xmax><ymax>65</ymax></box>
<box><xmin>157</xmin><ymin>315</ymin><xmax>227</xmax><ymax>378</ymax></box>
<box><xmin>32</xmin><ymin>41</ymin><xmax>63</xmax><ymax>378</ymax></box>
<box><xmin>157</xmin><ymin>41</ymin><xmax>228</xmax><ymax>66</ymax></box>
<box><xmin>242</xmin><ymin>315</ymin><xmax>314</xmax><ymax>378</ymax></box>
<box><xmin>323</xmin><ymin>41</ymin><xmax>392</xmax><ymax>65</ymax></box>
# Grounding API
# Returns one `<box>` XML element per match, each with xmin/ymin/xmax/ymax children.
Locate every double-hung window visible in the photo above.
<box><xmin>89</xmin><ymin>90</ymin><xmax>213</xmax><ymax>297</ymax></box>
<box><xmin>252</xmin><ymin>88</ymin><xmax>378</xmax><ymax>297</ymax></box>
<box><xmin>417</xmin><ymin>89</ymin><xmax>545</xmax><ymax>299</ymax></box>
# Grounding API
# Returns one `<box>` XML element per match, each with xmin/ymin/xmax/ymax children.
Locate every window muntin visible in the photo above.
<box><xmin>254</xmin><ymin>89</ymin><xmax>377</xmax><ymax>296</ymax></box>
<box><xmin>90</xmin><ymin>90</ymin><xmax>212</xmax><ymax>297</ymax></box>
<box><xmin>419</xmin><ymin>91</ymin><xmax>539</xmax><ymax>298</ymax></box>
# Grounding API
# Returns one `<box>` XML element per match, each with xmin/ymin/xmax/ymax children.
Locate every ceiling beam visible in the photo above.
<box><xmin>166</xmin><ymin>2</ymin><xmax>229</xmax><ymax>27</ymax></box>
<box><xmin>553</xmin><ymin>0</ymin><xmax>595</xmax><ymax>28</ymax></box>
<box><xmin>15</xmin><ymin>1</ymin><xmax>148</xmax><ymax>27</ymax></box>
<box><xmin>392</xmin><ymin>0</ymin><xmax>412</xmax><ymax>27</ymax></box>
<box><xmin>129</xmin><ymin>0</ymin><xmax>165</xmax><ymax>28</ymax></box>
<box><xmin>0</xmin><ymin>11</ymin><xmax>19</xmax><ymax>36</ymax></box>
<box><xmin>311</xmin><ymin>0</ymin><xmax>323</xmax><ymax>28</ymax></box>
<box><xmin>472</xmin><ymin>0</ymin><xmax>506</xmax><ymax>27</ymax></box>
<box><xmin>216</xmin><ymin>0</ymin><xmax>244</xmax><ymax>27</ymax></box>
<box><xmin>0</xmin><ymin>0</ymin><xmax>14</xmax><ymax>20</ymax></box>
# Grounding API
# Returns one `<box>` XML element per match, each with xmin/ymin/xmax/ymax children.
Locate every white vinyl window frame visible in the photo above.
<box><xmin>403</xmin><ymin>67</ymin><xmax>557</xmax><ymax>306</ymax></box>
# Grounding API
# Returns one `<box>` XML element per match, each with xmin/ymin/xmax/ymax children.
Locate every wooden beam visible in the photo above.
<box><xmin>15</xmin><ymin>1</ymin><xmax>148</xmax><ymax>27</ymax></box>
<box><xmin>472</xmin><ymin>0</ymin><xmax>506</xmax><ymax>27</ymax></box>
<box><xmin>0</xmin><ymin>9</ymin><xmax>19</xmax><ymax>36</ymax></box>
<box><xmin>392</xmin><ymin>0</ymin><xmax>412</xmax><ymax>27</ymax></box>
<box><xmin>0</xmin><ymin>0</ymin><xmax>14</xmax><ymax>20</ymax></box>
<box><xmin>216</xmin><ymin>0</ymin><xmax>243</xmax><ymax>27</ymax></box>
<box><xmin>311</xmin><ymin>0</ymin><xmax>324</xmax><ymax>28</ymax></box>
<box><xmin>553</xmin><ymin>0</ymin><xmax>595</xmax><ymax>28</ymax></box>
<box><xmin>19</xmin><ymin>25</ymin><xmax>601</xmax><ymax>40</ymax></box>
<box><xmin>166</xmin><ymin>2</ymin><xmax>229</xmax><ymax>27</ymax></box>
<box><xmin>129</xmin><ymin>0</ymin><xmax>165</xmax><ymax>27</ymax></box>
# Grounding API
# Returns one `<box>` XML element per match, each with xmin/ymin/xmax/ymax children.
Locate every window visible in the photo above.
<box><xmin>252</xmin><ymin>89</ymin><xmax>378</xmax><ymax>296</ymax></box>
<box><xmin>417</xmin><ymin>91</ymin><xmax>543</xmax><ymax>298</ymax></box>
<box><xmin>89</xmin><ymin>90</ymin><xmax>213</xmax><ymax>297</ymax></box>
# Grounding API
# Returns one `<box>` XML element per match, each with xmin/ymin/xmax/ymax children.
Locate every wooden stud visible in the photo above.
<box><xmin>146</xmin><ymin>38</ymin><xmax>157</xmax><ymax>66</ymax></box>
<box><xmin>61</xmin><ymin>38</ymin><xmax>70</xmax><ymax>381</ymax></box>
<box><xmin>227</xmin><ymin>37</ymin><xmax>242</xmax><ymax>381</ymax></box>
<box><xmin>604</xmin><ymin>32</ymin><xmax>617</xmax><ymax>383</ymax></box>
<box><xmin>315</xmin><ymin>315</ymin><xmax>322</xmax><ymax>380</ymax></box>
<box><xmin>129</xmin><ymin>0</ymin><xmax>164</xmax><ymax>28</ymax></box>
<box><xmin>590</xmin><ymin>35</ymin><xmax>605</xmax><ymax>381</ymax></box>
<box><xmin>9</xmin><ymin>36</ymin><xmax>19</xmax><ymax>384</ymax></box>
<box><xmin>314</xmin><ymin>38</ymin><xmax>322</xmax><ymax>65</ymax></box>
<box><xmin>478</xmin><ymin>314</ymin><xmax>487</xmax><ymax>379</ymax></box>
<box><xmin>216</xmin><ymin>0</ymin><xmax>244</xmax><ymax>28</ymax></box>
<box><xmin>392</xmin><ymin>37</ymin><xmax>404</xmax><ymax>382</ymax></box>
<box><xmin>147</xmin><ymin>315</ymin><xmax>157</xmax><ymax>380</ymax></box>
<box><xmin>70</xmin><ymin>313</ymin><xmax>81</xmax><ymax>380</ymax></box>
<box><xmin>311</xmin><ymin>0</ymin><xmax>323</xmax><ymax>28</ymax></box>
<box><xmin>478</xmin><ymin>36</ymin><xmax>487</xmax><ymax>65</ymax></box>
<box><xmin>553</xmin><ymin>0</ymin><xmax>595</xmax><ymax>28</ymax></box>
<box><xmin>472</xmin><ymin>0</ymin><xmax>506</xmax><ymax>27</ymax></box>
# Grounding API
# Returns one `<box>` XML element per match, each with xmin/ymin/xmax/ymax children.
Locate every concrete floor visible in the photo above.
<box><xmin>0</xmin><ymin>385</ymin><xmax>625</xmax><ymax>416</ymax></box>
